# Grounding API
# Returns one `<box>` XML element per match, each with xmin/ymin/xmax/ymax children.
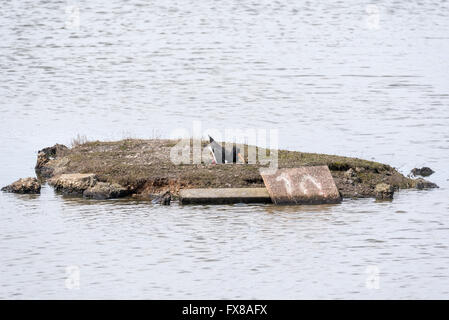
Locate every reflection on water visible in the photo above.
<box><xmin>1</xmin><ymin>0</ymin><xmax>449</xmax><ymax>299</ymax></box>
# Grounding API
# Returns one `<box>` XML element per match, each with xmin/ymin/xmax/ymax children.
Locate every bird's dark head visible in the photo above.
<box><xmin>208</xmin><ymin>135</ymin><xmax>214</xmax><ymax>143</ymax></box>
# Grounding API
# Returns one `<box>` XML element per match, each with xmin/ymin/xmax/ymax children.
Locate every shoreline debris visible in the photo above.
<box><xmin>410</xmin><ymin>167</ymin><xmax>434</xmax><ymax>177</ymax></box>
<box><xmin>1</xmin><ymin>178</ymin><xmax>41</xmax><ymax>194</ymax></box>
<box><xmin>260</xmin><ymin>166</ymin><xmax>342</xmax><ymax>205</ymax></box>
<box><xmin>152</xmin><ymin>191</ymin><xmax>172</xmax><ymax>205</ymax></box>
<box><xmin>374</xmin><ymin>183</ymin><xmax>394</xmax><ymax>200</ymax></box>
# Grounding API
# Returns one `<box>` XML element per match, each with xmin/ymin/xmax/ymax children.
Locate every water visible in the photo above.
<box><xmin>1</xmin><ymin>0</ymin><xmax>448</xmax><ymax>299</ymax></box>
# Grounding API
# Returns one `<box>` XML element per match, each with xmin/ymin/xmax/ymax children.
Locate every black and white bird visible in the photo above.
<box><xmin>208</xmin><ymin>135</ymin><xmax>244</xmax><ymax>164</ymax></box>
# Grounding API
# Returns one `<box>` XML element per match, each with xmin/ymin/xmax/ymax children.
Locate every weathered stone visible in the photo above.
<box><xmin>1</xmin><ymin>177</ymin><xmax>41</xmax><ymax>194</ymax></box>
<box><xmin>415</xmin><ymin>178</ymin><xmax>439</xmax><ymax>190</ymax></box>
<box><xmin>344</xmin><ymin>168</ymin><xmax>361</xmax><ymax>183</ymax></box>
<box><xmin>39</xmin><ymin>157</ymin><xmax>70</xmax><ymax>180</ymax></box>
<box><xmin>83</xmin><ymin>182</ymin><xmax>128</xmax><ymax>200</ymax></box>
<box><xmin>180</xmin><ymin>188</ymin><xmax>271</xmax><ymax>205</ymax></box>
<box><xmin>344</xmin><ymin>168</ymin><xmax>356</xmax><ymax>178</ymax></box>
<box><xmin>411</xmin><ymin>167</ymin><xmax>434</xmax><ymax>177</ymax></box>
<box><xmin>49</xmin><ymin>173</ymin><xmax>97</xmax><ymax>196</ymax></box>
<box><xmin>355</xmin><ymin>167</ymin><xmax>365</xmax><ymax>173</ymax></box>
<box><xmin>374</xmin><ymin>183</ymin><xmax>394</xmax><ymax>200</ymax></box>
<box><xmin>35</xmin><ymin>144</ymin><xmax>69</xmax><ymax>179</ymax></box>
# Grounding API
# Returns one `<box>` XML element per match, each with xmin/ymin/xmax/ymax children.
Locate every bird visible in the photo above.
<box><xmin>208</xmin><ymin>135</ymin><xmax>244</xmax><ymax>164</ymax></box>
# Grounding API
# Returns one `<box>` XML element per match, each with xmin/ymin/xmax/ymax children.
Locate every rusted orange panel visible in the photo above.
<box><xmin>260</xmin><ymin>166</ymin><xmax>341</xmax><ymax>205</ymax></box>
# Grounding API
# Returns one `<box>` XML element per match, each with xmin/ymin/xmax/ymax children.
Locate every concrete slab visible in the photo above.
<box><xmin>179</xmin><ymin>188</ymin><xmax>272</xmax><ymax>205</ymax></box>
<box><xmin>260</xmin><ymin>166</ymin><xmax>341</xmax><ymax>205</ymax></box>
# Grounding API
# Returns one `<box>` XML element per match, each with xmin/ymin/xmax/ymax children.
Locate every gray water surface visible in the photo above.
<box><xmin>1</xmin><ymin>0</ymin><xmax>448</xmax><ymax>299</ymax></box>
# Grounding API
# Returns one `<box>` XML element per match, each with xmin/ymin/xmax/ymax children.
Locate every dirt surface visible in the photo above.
<box><xmin>35</xmin><ymin>139</ymin><xmax>438</xmax><ymax>199</ymax></box>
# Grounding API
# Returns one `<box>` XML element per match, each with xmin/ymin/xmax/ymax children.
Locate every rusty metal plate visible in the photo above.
<box><xmin>260</xmin><ymin>166</ymin><xmax>341</xmax><ymax>205</ymax></box>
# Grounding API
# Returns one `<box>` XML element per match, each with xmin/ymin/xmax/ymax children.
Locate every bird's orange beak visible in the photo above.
<box><xmin>238</xmin><ymin>153</ymin><xmax>245</xmax><ymax>163</ymax></box>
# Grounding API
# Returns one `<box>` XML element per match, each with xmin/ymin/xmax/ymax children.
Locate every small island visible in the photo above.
<box><xmin>10</xmin><ymin>138</ymin><xmax>434</xmax><ymax>202</ymax></box>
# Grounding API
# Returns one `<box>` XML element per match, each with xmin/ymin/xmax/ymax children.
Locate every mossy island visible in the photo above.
<box><xmin>23</xmin><ymin>138</ymin><xmax>437</xmax><ymax>202</ymax></box>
